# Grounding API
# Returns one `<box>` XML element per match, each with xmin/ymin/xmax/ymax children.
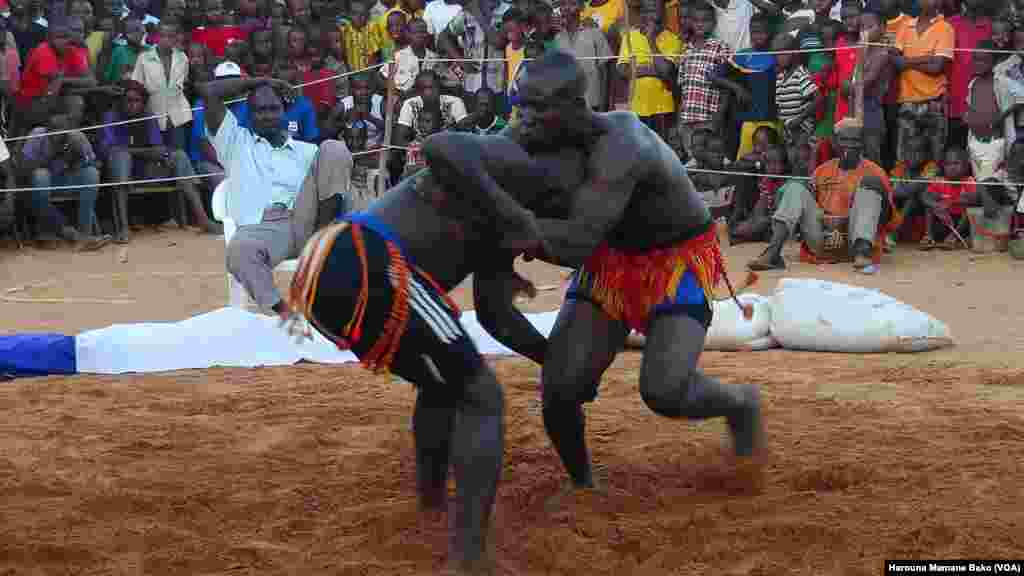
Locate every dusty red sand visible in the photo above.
<box><xmin>1</xmin><ymin>229</ymin><xmax>1022</xmax><ymax>575</ymax></box>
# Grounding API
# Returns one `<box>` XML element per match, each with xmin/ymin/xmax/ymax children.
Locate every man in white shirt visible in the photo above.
<box><xmin>202</xmin><ymin>75</ymin><xmax>354</xmax><ymax>319</ymax></box>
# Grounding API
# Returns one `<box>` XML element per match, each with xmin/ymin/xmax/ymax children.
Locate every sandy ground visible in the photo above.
<box><xmin>1</xmin><ymin>228</ymin><xmax>1022</xmax><ymax>575</ymax></box>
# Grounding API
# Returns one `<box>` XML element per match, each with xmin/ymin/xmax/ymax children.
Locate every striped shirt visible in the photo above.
<box><xmin>776</xmin><ymin>64</ymin><xmax>817</xmax><ymax>131</ymax></box>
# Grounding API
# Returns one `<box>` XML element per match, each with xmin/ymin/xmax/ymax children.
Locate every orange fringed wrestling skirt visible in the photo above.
<box><xmin>565</xmin><ymin>224</ymin><xmax>726</xmax><ymax>333</ymax></box>
<box><xmin>290</xmin><ymin>219</ymin><xmax>461</xmax><ymax>374</ymax></box>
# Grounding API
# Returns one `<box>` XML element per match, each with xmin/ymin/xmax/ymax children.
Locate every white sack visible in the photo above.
<box><xmin>705</xmin><ymin>293</ymin><xmax>777</xmax><ymax>351</ymax></box>
<box><xmin>769</xmin><ymin>278</ymin><xmax>953</xmax><ymax>353</ymax></box>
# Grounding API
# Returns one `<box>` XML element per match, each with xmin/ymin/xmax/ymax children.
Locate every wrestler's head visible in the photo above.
<box><xmin>834</xmin><ymin>118</ymin><xmax>864</xmax><ymax>170</ymax></box>
<box><xmin>516</xmin><ymin>50</ymin><xmax>589</xmax><ymax>147</ymax></box>
<box><xmin>248</xmin><ymin>82</ymin><xmax>287</xmax><ymax>140</ymax></box>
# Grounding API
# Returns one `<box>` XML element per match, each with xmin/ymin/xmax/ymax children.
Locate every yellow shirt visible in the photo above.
<box><xmin>895</xmin><ymin>15</ymin><xmax>954</xmax><ymax>103</ymax></box>
<box><xmin>506</xmin><ymin>44</ymin><xmax>524</xmax><ymax>89</ymax></box>
<box><xmin>86</xmin><ymin>31</ymin><xmax>107</xmax><ymax>70</ymax></box>
<box><xmin>618</xmin><ymin>29</ymin><xmax>682</xmax><ymax>116</ymax></box>
<box><xmin>372</xmin><ymin>5</ymin><xmax>422</xmax><ymax>59</ymax></box>
<box><xmin>581</xmin><ymin>0</ymin><xmax>624</xmax><ymax>34</ymax></box>
<box><xmin>340</xmin><ymin>22</ymin><xmax>382</xmax><ymax>72</ymax></box>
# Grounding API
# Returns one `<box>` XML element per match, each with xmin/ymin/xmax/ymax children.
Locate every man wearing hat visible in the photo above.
<box><xmin>200</xmin><ymin>70</ymin><xmax>354</xmax><ymax>320</ymax></box>
<box><xmin>749</xmin><ymin>118</ymin><xmax>896</xmax><ymax>271</ymax></box>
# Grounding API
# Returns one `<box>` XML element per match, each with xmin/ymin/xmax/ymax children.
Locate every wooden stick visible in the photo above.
<box><xmin>378</xmin><ymin>57</ymin><xmax>398</xmax><ymax>196</ymax></box>
<box><xmin>624</xmin><ymin>1</ymin><xmax>636</xmax><ymax>109</ymax></box>
<box><xmin>853</xmin><ymin>28</ymin><xmax>867</xmax><ymax>122</ymax></box>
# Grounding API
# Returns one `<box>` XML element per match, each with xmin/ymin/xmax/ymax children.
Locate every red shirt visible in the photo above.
<box><xmin>191</xmin><ymin>26</ymin><xmax>246</xmax><ymax>58</ymax></box>
<box><xmin>928</xmin><ymin>178</ymin><xmax>975</xmax><ymax>216</ymax></box>
<box><xmin>948</xmin><ymin>15</ymin><xmax>992</xmax><ymax>119</ymax></box>
<box><xmin>16</xmin><ymin>43</ymin><xmax>90</xmax><ymax>109</ymax></box>
<box><xmin>302</xmin><ymin>69</ymin><xmax>337</xmax><ymax>115</ymax></box>
<box><xmin>820</xmin><ymin>36</ymin><xmax>859</xmax><ymax>121</ymax></box>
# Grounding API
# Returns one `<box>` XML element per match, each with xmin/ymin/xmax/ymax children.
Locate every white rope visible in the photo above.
<box><xmin>0</xmin><ymin>171</ymin><xmax>223</xmax><ymax>193</ymax></box>
<box><xmin>686</xmin><ymin>166</ymin><xmax>1024</xmax><ymax>188</ymax></box>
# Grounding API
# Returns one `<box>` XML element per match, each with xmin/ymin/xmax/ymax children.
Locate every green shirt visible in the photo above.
<box><xmin>106</xmin><ymin>45</ymin><xmax>141</xmax><ymax>84</ymax></box>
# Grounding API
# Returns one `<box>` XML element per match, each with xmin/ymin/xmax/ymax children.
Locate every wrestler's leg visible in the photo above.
<box><xmin>639</xmin><ymin>311</ymin><xmax>765</xmax><ymax>456</ymax></box>
<box><xmin>542</xmin><ymin>298</ymin><xmax>628</xmax><ymax>487</ymax></box>
<box><xmin>412</xmin><ymin>388</ymin><xmax>457</xmax><ymax>510</ymax></box>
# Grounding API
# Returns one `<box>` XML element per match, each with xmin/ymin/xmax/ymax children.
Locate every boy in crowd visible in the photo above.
<box><xmin>617</xmin><ymin>0</ymin><xmax>681</xmax><ymax>139</ymax></box>
<box><xmin>191</xmin><ymin>0</ymin><xmax>245</xmax><ymax>57</ymax></box>
<box><xmin>773</xmin><ymin>32</ymin><xmax>817</xmax><ymax>152</ymax></box>
<box><xmin>732</xmin><ymin>143</ymin><xmax>793</xmax><ymax>245</ymax></box>
<box><xmin>105</xmin><ymin>17</ymin><xmax>144</xmax><ymax>82</ymax></box>
<box><xmin>381</xmin><ymin>17</ymin><xmax>436</xmax><ymax>95</ymax></box>
<box><xmin>325</xmin><ymin>73</ymin><xmax>385</xmax><ymax>147</ymax></box>
<box><xmin>378</xmin><ymin>9</ymin><xmax>407</xmax><ymax>62</ymax></box>
<box><xmin>393</xmin><ymin>69</ymin><xmax>467</xmax><ymax>173</ymax></box>
<box><xmin>947</xmin><ymin>0</ymin><xmax>991</xmax><ymax>150</ymax></box>
<box><xmin>861</xmin><ymin>6</ymin><xmax>893</xmax><ymax>165</ymax></box>
<box><xmin>689</xmin><ymin>133</ymin><xmax>737</xmax><ymax>221</ymax></box>
<box><xmin>455</xmin><ymin>87</ymin><xmax>507</xmax><ymax>134</ymax></box>
<box><xmin>965</xmin><ymin>41</ymin><xmax>1006</xmax><ymax>182</ymax></box>
<box><xmin>888</xmin><ymin>133</ymin><xmax>940</xmax><ymax>248</ymax></box>
<box><xmin>340</xmin><ymin>0</ymin><xmax>381</xmax><ymax>72</ymax></box>
<box><xmin>676</xmin><ymin>2</ymin><xmax>730</xmax><ymax>160</ymax></box>
<box><xmin>920</xmin><ymin>147</ymin><xmax>974</xmax><ymax>250</ymax></box>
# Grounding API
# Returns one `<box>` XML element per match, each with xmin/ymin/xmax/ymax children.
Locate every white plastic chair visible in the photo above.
<box><xmin>212</xmin><ymin>179</ymin><xmax>299</xmax><ymax>309</ymax></box>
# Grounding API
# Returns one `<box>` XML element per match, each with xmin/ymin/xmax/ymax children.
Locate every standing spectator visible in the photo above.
<box><xmin>729</xmin><ymin>13</ymin><xmax>776</xmax><ymax>159</ymax></box>
<box><xmin>502</xmin><ymin>7</ymin><xmax>526</xmax><ymax>108</ymax></box>
<box><xmin>554</xmin><ymin>0</ymin><xmax>613</xmax><ymax>111</ymax></box>
<box><xmin>965</xmin><ymin>42</ymin><xmax>1005</xmax><ymax>182</ymax></box>
<box><xmin>9</xmin><ymin>0</ymin><xmax>47</xmax><ymax>64</ymax></box>
<box><xmin>455</xmin><ymin>86</ymin><xmax>507</xmax><ymax>133</ymax></box>
<box><xmin>123</xmin><ymin>0</ymin><xmax>159</xmax><ymax>29</ymax></box>
<box><xmin>530</xmin><ymin>2</ymin><xmax>556</xmax><ymax>50</ymax></box>
<box><xmin>617</xmin><ymin>0</ymin><xmax>680</xmax><ymax>139</ymax></box>
<box><xmin>423</xmin><ymin>0</ymin><xmax>461</xmax><ymax>40</ymax></box>
<box><xmin>819</xmin><ymin>0</ymin><xmax>862</xmax><ymax>124</ymax></box>
<box><xmin>20</xmin><ymin>114</ymin><xmax>108</xmax><ymax>249</ymax></box>
<box><xmin>708</xmin><ymin>0</ymin><xmax>753</xmax><ymax>52</ymax></box>
<box><xmin>104</xmin><ymin>16</ymin><xmax>142</xmax><ymax>82</ymax></box>
<box><xmin>249</xmin><ymin>26</ymin><xmax>274</xmax><ymax>65</ymax></box>
<box><xmin>132</xmin><ymin>20</ymin><xmax>191</xmax><ymax>149</ymax></box>
<box><xmin>995</xmin><ymin>25</ymin><xmax>1024</xmax><ymax>152</ymax></box>
<box><xmin>381</xmin><ymin>0</ymin><xmax>424</xmax><ymax>32</ymax></box>
<box><xmin>184</xmin><ymin>40</ymin><xmax>210</xmax><ymax>102</ymax></box>
<box><xmin>394</xmin><ymin>68</ymin><xmax>466</xmax><ymax>173</ymax></box>
<box><xmin>0</xmin><ymin>17</ymin><xmax>22</xmax><ymax>136</ymax></box>
<box><xmin>99</xmin><ymin>79</ymin><xmax>220</xmax><ymax>241</ymax></box>
<box><xmin>675</xmin><ymin>2</ymin><xmax>730</xmax><ymax>160</ymax></box>
<box><xmin>861</xmin><ymin>6</ymin><xmax>893</xmax><ymax>165</ymax></box>
<box><xmin>202</xmin><ymin>74</ymin><xmax>352</xmax><ymax>320</ymax></box>
<box><xmin>377</xmin><ymin>9</ymin><xmax>407</xmax><ymax>62</ymax></box>
<box><xmin>774</xmin><ymin>33</ymin><xmax>817</xmax><ymax>151</ymax></box>
<box><xmin>381</xmin><ymin>17</ymin><xmax>437</xmax><ymax>94</ymax></box>
<box><xmin>892</xmin><ymin>0</ymin><xmax>953</xmax><ymax>167</ymax></box>
<box><xmin>947</xmin><ymin>0</ymin><xmax>991</xmax><ymax>150</ymax></box>
<box><xmin>191</xmin><ymin>0</ymin><xmax>245</xmax><ymax>57</ymax></box>
<box><xmin>580</xmin><ymin>0</ymin><xmax>622</xmax><ymax>34</ymax></box>
<box><xmin>437</xmin><ymin>0</ymin><xmax>504</xmax><ymax>105</ymax></box>
<box><xmin>16</xmin><ymin>18</ymin><xmax>94</xmax><ymax>130</ymax></box>
<box><xmin>68</xmin><ymin>0</ymin><xmax>97</xmax><ymax>63</ymax></box>
<box><xmin>340</xmin><ymin>0</ymin><xmax>380</xmax><ymax>72</ymax></box>
<box><xmin>274</xmin><ymin>58</ymin><xmax>320</xmax><ymax>142</ymax></box>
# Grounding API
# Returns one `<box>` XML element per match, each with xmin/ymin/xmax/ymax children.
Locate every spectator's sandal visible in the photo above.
<box><xmin>919</xmin><ymin>236</ymin><xmax>936</xmax><ymax>251</ymax></box>
<box><xmin>939</xmin><ymin>236</ymin><xmax>959</xmax><ymax>251</ymax></box>
<box><xmin>76</xmin><ymin>234</ymin><xmax>112</xmax><ymax>252</ymax></box>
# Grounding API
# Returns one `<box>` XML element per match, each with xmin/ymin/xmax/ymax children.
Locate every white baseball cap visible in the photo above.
<box><xmin>214</xmin><ymin>61</ymin><xmax>242</xmax><ymax>79</ymax></box>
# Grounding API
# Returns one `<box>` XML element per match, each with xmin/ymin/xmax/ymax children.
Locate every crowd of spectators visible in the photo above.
<box><xmin>0</xmin><ymin>0</ymin><xmax>1020</xmax><ymax>267</ymax></box>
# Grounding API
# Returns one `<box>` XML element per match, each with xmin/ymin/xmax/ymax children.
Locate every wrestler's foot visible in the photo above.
<box><xmin>543</xmin><ymin>473</ymin><xmax>608</xmax><ymax>513</ymax></box>
<box><xmin>727</xmin><ymin>384</ymin><xmax>765</xmax><ymax>458</ymax></box>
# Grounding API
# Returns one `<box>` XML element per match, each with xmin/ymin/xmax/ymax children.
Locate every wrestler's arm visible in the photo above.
<box><xmin>531</xmin><ymin>140</ymin><xmax>638</xmax><ymax>268</ymax></box>
<box><xmin>473</xmin><ymin>252</ymin><xmax>548</xmax><ymax>365</ymax></box>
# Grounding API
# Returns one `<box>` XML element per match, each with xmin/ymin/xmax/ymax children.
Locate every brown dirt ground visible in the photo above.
<box><xmin>1</xmin><ymin>228</ymin><xmax>1023</xmax><ymax>575</ymax></box>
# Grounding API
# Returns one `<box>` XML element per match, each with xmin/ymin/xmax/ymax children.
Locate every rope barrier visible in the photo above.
<box><xmin>687</xmin><ymin>166</ymin><xmax>1024</xmax><ymax>188</ymax></box>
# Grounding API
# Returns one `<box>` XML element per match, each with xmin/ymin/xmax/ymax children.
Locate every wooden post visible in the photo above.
<box><xmin>624</xmin><ymin>1</ymin><xmax>637</xmax><ymax>109</ymax></box>
<box><xmin>853</xmin><ymin>29</ymin><xmax>867</xmax><ymax>122</ymax></box>
<box><xmin>378</xmin><ymin>59</ymin><xmax>398</xmax><ymax>195</ymax></box>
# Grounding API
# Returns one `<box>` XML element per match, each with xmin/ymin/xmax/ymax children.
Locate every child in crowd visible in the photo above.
<box><xmin>274</xmin><ymin>60</ymin><xmax>321</xmax><ymax>142</ymax></box>
<box><xmin>191</xmin><ymin>0</ymin><xmax>246</xmax><ymax>57</ymax></box>
<box><xmin>340</xmin><ymin>0</ymin><xmax>381</xmax><ymax>72</ymax></box>
<box><xmin>921</xmin><ymin>147</ymin><xmax>975</xmax><ymax>250</ymax></box>
<box><xmin>382</xmin><ymin>18</ymin><xmax>436</xmax><ymax>95</ymax></box>
<box><xmin>105</xmin><ymin>17</ymin><xmax>144</xmax><ymax>82</ymax></box>
<box><xmin>965</xmin><ymin>41</ymin><xmax>1006</xmax><ymax>182</ymax></box>
<box><xmin>728</xmin><ymin>13</ymin><xmax>777</xmax><ymax>159</ymax></box>
<box><xmin>773</xmin><ymin>32</ymin><xmax>817</xmax><ymax>153</ymax></box>
<box><xmin>455</xmin><ymin>87</ymin><xmax>508</xmax><ymax>134</ymax></box>
<box><xmin>690</xmin><ymin>133</ymin><xmax>737</xmax><ymax>222</ymax></box>
<box><xmin>889</xmin><ymin>134</ymin><xmax>940</xmax><ymax>248</ymax></box>
<box><xmin>810</xmin><ymin>18</ymin><xmax>839</xmax><ymax>164</ymax></box>
<box><xmin>731</xmin><ymin>143</ymin><xmax>791</xmax><ymax>244</ymax></box>
<box><xmin>379</xmin><ymin>10</ymin><xmax>407</xmax><ymax>62</ymax></box>
<box><xmin>617</xmin><ymin>0</ymin><xmax>682</xmax><ymax>139</ymax></box>
<box><xmin>287</xmin><ymin>26</ymin><xmax>311</xmax><ymax>73</ymax></box>
<box><xmin>326</xmin><ymin>73</ymin><xmax>386</xmax><ymax>147</ymax></box>
<box><xmin>504</xmin><ymin>7</ymin><xmax>527</xmax><ymax>97</ymax></box>
<box><xmin>860</xmin><ymin>6</ymin><xmax>893</xmax><ymax>165</ymax></box>
<box><xmin>948</xmin><ymin>0</ymin><xmax>992</xmax><ymax>150</ymax></box>
<box><xmin>676</xmin><ymin>2</ymin><xmax>730</xmax><ymax>161</ymax></box>
<box><xmin>395</xmin><ymin>69</ymin><xmax>468</xmax><ymax>175</ymax></box>
<box><xmin>731</xmin><ymin>124</ymin><xmax>781</xmax><ymax>234</ymax></box>
<box><xmin>250</xmin><ymin>27</ymin><xmax>275</xmax><ymax>64</ymax></box>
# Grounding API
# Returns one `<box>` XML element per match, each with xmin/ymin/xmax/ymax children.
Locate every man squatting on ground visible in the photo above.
<box><xmin>200</xmin><ymin>75</ymin><xmax>354</xmax><ymax>322</ymax></box>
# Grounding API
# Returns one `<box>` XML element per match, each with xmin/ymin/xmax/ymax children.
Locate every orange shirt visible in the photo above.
<box><xmin>812</xmin><ymin>159</ymin><xmax>894</xmax><ymax>218</ymax></box>
<box><xmin>895</xmin><ymin>14</ymin><xmax>954</xmax><ymax>103</ymax></box>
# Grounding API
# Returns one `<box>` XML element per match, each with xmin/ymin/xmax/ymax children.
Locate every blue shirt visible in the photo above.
<box><xmin>732</xmin><ymin>49</ymin><xmax>777</xmax><ymax>123</ymax></box>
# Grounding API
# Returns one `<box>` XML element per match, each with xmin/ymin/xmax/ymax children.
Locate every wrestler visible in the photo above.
<box><xmin>502</xmin><ymin>51</ymin><xmax>766</xmax><ymax>491</ymax></box>
<box><xmin>288</xmin><ymin>133</ymin><xmax>574</xmax><ymax>575</ymax></box>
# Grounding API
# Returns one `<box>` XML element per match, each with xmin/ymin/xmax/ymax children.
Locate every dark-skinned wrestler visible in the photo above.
<box><xmin>288</xmin><ymin>132</ymin><xmax>579</xmax><ymax>575</ymax></box>
<box><xmin>501</xmin><ymin>51</ymin><xmax>766</xmax><ymax>491</ymax></box>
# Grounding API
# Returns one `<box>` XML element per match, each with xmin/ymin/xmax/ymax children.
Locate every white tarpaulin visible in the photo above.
<box><xmin>74</xmin><ymin>308</ymin><xmax>560</xmax><ymax>375</ymax></box>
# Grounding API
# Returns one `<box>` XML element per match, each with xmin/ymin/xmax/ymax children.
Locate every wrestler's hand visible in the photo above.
<box><xmin>279</xmin><ymin>311</ymin><xmax>313</xmax><ymax>344</ymax></box>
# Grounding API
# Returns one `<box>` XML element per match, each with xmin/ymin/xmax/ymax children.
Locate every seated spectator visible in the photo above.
<box><xmin>201</xmin><ymin>74</ymin><xmax>353</xmax><ymax>320</ymax></box>
<box><xmin>324</xmin><ymin>73</ymin><xmax>384</xmax><ymax>145</ymax></box>
<box><xmin>16</xmin><ymin>18</ymin><xmax>95</xmax><ymax>132</ymax></box>
<box><xmin>730</xmin><ymin>124</ymin><xmax>779</xmax><ymax>220</ymax></box>
<box><xmin>889</xmin><ymin>134</ymin><xmax>940</xmax><ymax>247</ymax></box>
<box><xmin>104</xmin><ymin>16</ymin><xmax>143</xmax><ymax>82</ymax></box>
<box><xmin>732</xmin><ymin>143</ymin><xmax>790</xmax><ymax>245</ymax></box>
<box><xmin>20</xmin><ymin>114</ymin><xmax>109</xmax><ymax>250</ymax></box>
<box><xmin>987</xmin><ymin>138</ymin><xmax>1024</xmax><ymax>215</ymax></box>
<box><xmin>273</xmin><ymin>59</ymin><xmax>320</xmax><ymax>142</ymax></box>
<box><xmin>99</xmin><ymin>80</ymin><xmax>219</xmax><ymax>242</ymax></box>
<box><xmin>454</xmin><ymin>87</ymin><xmax>506</xmax><ymax>134</ymax></box>
<box><xmin>191</xmin><ymin>0</ymin><xmax>245</xmax><ymax>58</ymax></box>
<box><xmin>617</xmin><ymin>0</ymin><xmax>680</xmax><ymax>139</ymax></box>
<box><xmin>689</xmin><ymin>133</ymin><xmax>737</xmax><ymax>222</ymax></box>
<box><xmin>132</xmin><ymin>20</ymin><xmax>190</xmax><ymax>149</ymax></box>
<box><xmin>380</xmin><ymin>18</ymin><xmax>436</xmax><ymax>95</ymax></box>
<box><xmin>965</xmin><ymin>42</ymin><xmax>1005</xmax><ymax>182</ymax></box>
<box><xmin>340</xmin><ymin>0</ymin><xmax>380</xmax><ymax>72</ymax></box>
<box><xmin>342</xmin><ymin>120</ymin><xmax>379</xmax><ymax>210</ymax></box>
<box><xmin>920</xmin><ymin>147</ymin><xmax>974</xmax><ymax>250</ymax></box>
<box><xmin>394</xmin><ymin>68</ymin><xmax>467</xmax><ymax>175</ymax></box>
<box><xmin>748</xmin><ymin>119</ymin><xmax>896</xmax><ymax>272</ymax></box>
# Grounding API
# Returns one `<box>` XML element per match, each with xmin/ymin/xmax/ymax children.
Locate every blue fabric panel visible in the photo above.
<box><xmin>0</xmin><ymin>334</ymin><xmax>77</xmax><ymax>378</ymax></box>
